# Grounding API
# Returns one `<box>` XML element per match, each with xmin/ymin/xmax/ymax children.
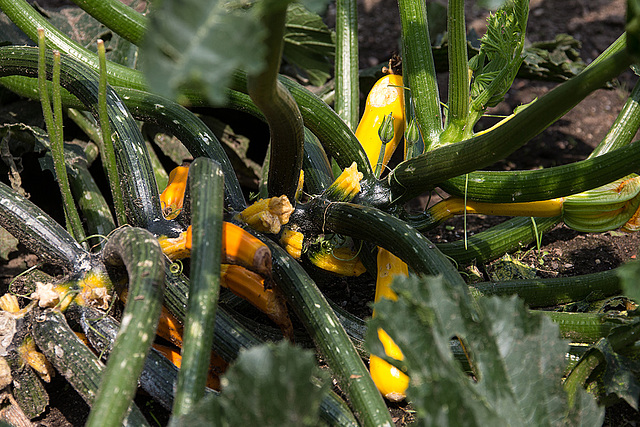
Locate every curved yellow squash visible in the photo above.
<box><xmin>370</xmin><ymin>248</ymin><xmax>409</xmax><ymax>401</ymax></box>
<box><xmin>355</xmin><ymin>74</ymin><xmax>405</xmax><ymax>174</ymax></box>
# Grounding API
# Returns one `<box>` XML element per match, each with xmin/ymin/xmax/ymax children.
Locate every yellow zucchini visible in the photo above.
<box><xmin>370</xmin><ymin>247</ymin><xmax>409</xmax><ymax>402</ymax></box>
<box><xmin>355</xmin><ymin>73</ymin><xmax>405</xmax><ymax>174</ymax></box>
<box><xmin>160</xmin><ymin>164</ymin><xmax>190</xmax><ymax>220</ymax></box>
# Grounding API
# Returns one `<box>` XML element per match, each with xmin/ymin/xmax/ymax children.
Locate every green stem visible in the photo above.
<box><xmin>386</xmin><ymin>49</ymin><xmax>633</xmax><ymax>206</ymax></box>
<box><xmin>247</xmin><ymin>0</ymin><xmax>304</xmax><ymax>200</ymax></box>
<box><xmin>97</xmin><ymin>40</ymin><xmax>127</xmax><ymax>226</ymax></box>
<box><xmin>172</xmin><ymin>159</ymin><xmax>224</xmax><ymax>416</ymax></box>
<box><xmin>38</xmin><ymin>32</ymin><xmax>86</xmax><ymax>244</ymax></box>
<box><xmin>440</xmin><ymin>0</ymin><xmax>470</xmax><ymax>141</ymax></box>
<box><xmin>397</xmin><ymin>0</ymin><xmax>442</xmax><ymax>147</ymax></box>
<box><xmin>86</xmin><ymin>227</ymin><xmax>165</xmax><ymax>427</ymax></box>
<box><xmin>334</xmin><ymin>0</ymin><xmax>359</xmax><ymax>130</ymax></box>
<box><xmin>589</xmin><ymin>77</ymin><xmax>640</xmax><ymax>157</ymax></box>
<box><xmin>436</xmin><ymin>216</ymin><xmax>560</xmax><ymax>265</ymax></box>
<box><xmin>69</xmin><ymin>0</ymin><xmax>147</xmax><ymax>45</ymax></box>
<box><xmin>469</xmin><ymin>269</ymin><xmax>622</xmax><ymax>308</ymax></box>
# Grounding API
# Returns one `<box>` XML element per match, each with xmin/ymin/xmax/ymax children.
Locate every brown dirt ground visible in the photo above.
<box><xmin>1</xmin><ymin>0</ymin><xmax>639</xmax><ymax>425</ymax></box>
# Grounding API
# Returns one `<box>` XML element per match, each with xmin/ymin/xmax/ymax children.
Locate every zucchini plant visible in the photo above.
<box><xmin>0</xmin><ymin>0</ymin><xmax>639</xmax><ymax>425</ymax></box>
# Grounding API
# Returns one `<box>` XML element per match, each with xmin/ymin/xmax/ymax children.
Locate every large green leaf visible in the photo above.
<box><xmin>366</xmin><ymin>275</ymin><xmax>603</xmax><ymax>425</ymax></box>
<box><xmin>172</xmin><ymin>341</ymin><xmax>329</xmax><ymax>426</ymax></box>
<box><xmin>140</xmin><ymin>0</ymin><xmax>267</xmax><ymax>105</ymax></box>
<box><xmin>282</xmin><ymin>3</ymin><xmax>334</xmax><ymax>86</ymax></box>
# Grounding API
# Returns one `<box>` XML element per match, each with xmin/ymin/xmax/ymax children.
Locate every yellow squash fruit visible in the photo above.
<box><xmin>370</xmin><ymin>247</ymin><xmax>409</xmax><ymax>401</ymax></box>
<box><xmin>355</xmin><ymin>73</ymin><xmax>405</xmax><ymax>174</ymax></box>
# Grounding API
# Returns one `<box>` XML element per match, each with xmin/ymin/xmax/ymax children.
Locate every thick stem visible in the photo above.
<box><xmin>247</xmin><ymin>0</ymin><xmax>304</xmax><ymax>200</ymax></box>
<box><xmin>441</xmin><ymin>0</ymin><xmax>470</xmax><ymax>141</ymax></box>
<box><xmin>386</xmin><ymin>49</ymin><xmax>633</xmax><ymax>205</ymax></box>
<box><xmin>397</xmin><ymin>0</ymin><xmax>442</xmax><ymax>147</ymax></box>
<box><xmin>97</xmin><ymin>40</ymin><xmax>127</xmax><ymax>226</ymax></box>
<box><xmin>334</xmin><ymin>0</ymin><xmax>359</xmax><ymax>130</ymax></box>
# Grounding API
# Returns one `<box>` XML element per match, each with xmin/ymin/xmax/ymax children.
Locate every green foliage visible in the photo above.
<box><xmin>140</xmin><ymin>0</ymin><xmax>266</xmax><ymax>105</ymax></box>
<box><xmin>173</xmin><ymin>341</ymin><xmax>329</xmax><ymax>426</ymax></box>
<box><xmin>619</xmin><ymin>259</ymin><xmax>640</xmax><ymax>305</ymax></box>
<box><xmin>469</xmin><ymin>0</ymin><xmax>528</xmax><ymax>112</ymax></box>
<box><xmin>140</xmin><ymin>0</ymin><xmax>331</xmax><ymax>104</ymax></box>
<box><xmin>366</xmin><ymin>275</ymin><xmax>604</xmax><ymax>425</ymax></box>
<box><xmin>283</xmin><ymin>3</ymin><xmax>334</xmax><ymax>86</ymax></box>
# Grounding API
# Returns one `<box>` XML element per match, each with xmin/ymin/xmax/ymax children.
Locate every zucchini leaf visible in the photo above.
<box><xmin>140</xmin><ymin>0</ymin><xmax>330</xmax><ymax>104</ymax></box>
<box><xmin>366</xmin><ymin>275</ymin><xmax>603</xmax><ymax>425</ymax></box>
<box><xmin>140</xmin><ymin>0</ymin><xmax>266</xmax><ymax>105</ymax></box>
<box><xmin>171</xmin><ymin>341</ymin><xmax>329</xmax><ymax>426</ymax></box>
<box><xmin>282</xmin><ymin>3</ymin><xmax>334</xmax><ymax>86</ymax></box>
<box><xmin>469</xmin><ymin>0</ymin><xmax>528</xmax><ymax>113</ymax></box>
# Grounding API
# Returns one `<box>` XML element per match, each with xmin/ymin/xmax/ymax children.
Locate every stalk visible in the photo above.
<box><xmin>440</xmin><ymin>0</ymin><xmax>470</xmax><ymax>142</ymax></box>
<box><xmin>334</xmin><ymin>0</ymin><xmax>359</xmax><ymax>130</ymax></box>
<box><xmin>436</xmin><ymin>216</ymin><xmax>560</xmax><ymax>266</ymax></box>
<box><xmin>589</xmin><ymin>78</ymin><xmax>640</xmax><ymax>157</ymax></box>
<box><xmin>397</xmin><ymin>0</ymin><xmax>442</xmax><ymax>147</ymax></box>
<box><xmin>469</xmin><ymin>269</ymin><xmax>622</xmax><ymax>308</ymax></box>
<box><xmin>97</xmin><ymin>40</ymin><xmax>127</xmax><ymax>226</ymax></box>
<box><xmin>172</xmin><ymin>159</ymin><xmax>224</xmax><ymax>416</ymax></box>
<box><xmin>69</xmin><ymin>0</ymin><xmax>147</xmax><ymax>45</ymax></box>
<box><xmin>86</xmin><ymin>227</ymin><xmax>165</xmax><ymax>427</ymax></box>
<box><xmin>247</xmin><ymin>0</ymin><xmax>304</xmax><ymax>200</ymax></box>
<box><xmin>38</xmin><ymin>31</ymin><xmax>86</xmax><ymax>243</ymax></box>
<box><xmin>386</xmin><ymin>49</ymin><xmax>633</xmax><ymax>206</ymax></box>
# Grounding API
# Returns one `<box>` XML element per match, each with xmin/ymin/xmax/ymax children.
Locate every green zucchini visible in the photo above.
<box><xmin>31</xmin><ymin>308</ymin><xmax>149</xmax><ymax>426</ymax></box>
<box><xmin>172</xmin><ymin>158</ymin><xmax>224</xmax><ymax>416</ymax></box>
<box><xmin>439</xmin><ymin>144</ymin><xmax>640</xmax><ymax>203</ymax></box>
<box><xmin>304</xmin><ymin>200</ymin><xmax>467</xmax><ymax>291</ymax></box>
<box><xmin>3</xmin><ymin>316</ymin><xmax>48</xmax><ymax>420</ymax></box>
<box><xmin>264</xmin><ymin>239</ymin><xmax>393</xmax><ymax>427</ymax></box>
<box><xmin>86</xmin><ymin>227</ymin><xmax>165</xmax><ymax>427</ymax></box>
<box><xmin>469</xmin><ymin>269</ymin><xmax>622</xmax><ymax>308</ymax></box>
<box><xmin>0</xmin><ymin>181</ymin><xmax>89</xmax><ymax>272</ymax></box>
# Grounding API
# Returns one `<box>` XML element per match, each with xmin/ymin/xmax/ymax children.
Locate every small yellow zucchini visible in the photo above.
<box><xmin>221</xmin><ymin>264</ymin><xmax>293</xmax><ymax>339</ymax></box>
<box><xmin>307</xmin><ymin>245</ymin><xmax>366</xmax><ymax>277</ymax></box>
<box><xmin>160</xmin><ymin>164</ymin><xmax>190</xmax><ymax>220</ymax></box>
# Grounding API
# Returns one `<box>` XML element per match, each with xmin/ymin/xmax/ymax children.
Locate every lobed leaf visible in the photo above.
<box><xmin>366</xmin><ymin>275</ymin><xmax>604</xmax><ymax>426</ymax></box>
<box><xmin>140</xmin><ymin>0</ymin><xmax>266</xmax><ymax>105</ymax></box>
<box><xmin>172</xmin><ymin>341</ymin><xmax>329</xmax><ymax>426</ymax></box>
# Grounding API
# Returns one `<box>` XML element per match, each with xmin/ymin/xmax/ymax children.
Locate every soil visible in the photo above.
<box><xmin>1</xmin><ymin>0</ymin><xmax>639</xmax><ymax>425</ymax></box>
